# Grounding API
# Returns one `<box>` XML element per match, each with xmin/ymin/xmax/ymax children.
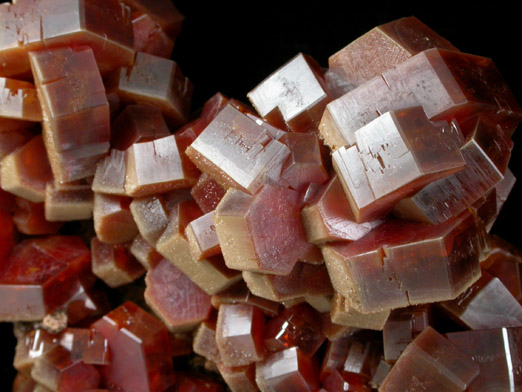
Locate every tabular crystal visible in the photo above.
<box><xmin>247</xmin><ymin>53</ymin><xmax>331</xmax><ymax>133</ymax></box>
<box><xmin>91</xmin><ymin>301</ymin><xmax>175</xmax><ymax>392</ymax></box>
<box><xmin>380</xmin><ymin>327</ymin><xmax>479</xmax><ymax>392</ymax></box>
<box><xmin>332</xmin><ymin>106</ymin><xmax>465</xmax><ymax>222</ymax></box>
<box><xmin>93</xmin><ymin>193</ymin><xmax>138</xmax><ymax>244</ymax></box>
<box><xmin>322</xmin><ymin>211</ymin><xmax>483</xmax><ymax>313</ymax></box>
<box><xmin>132</xmin><ymin>11</ymin><xmax>174</xmax><ymax>58</ymax></box>
<box><xmin>320</xmin><ymin>48</ymin><xmax>522</xmax><ymax>149</ymax></box>
<box><xmin>29</xmin><ymin>46</ymin><xmax>110</xmax><ymax>183</ymax></box>
<box><xmin>0</xmin><ymin>77</ymin><xmax>41</xmax><ymax>130</ymax></box>
<box><xmin>44</xmin><ymin>182</ymin><xmax>93</xmax><ymax>222</ymax></box>
<box><xmin>329</xmin><ymin>16</ymin><xmax>458</xmax><ymax>87</ymax></box>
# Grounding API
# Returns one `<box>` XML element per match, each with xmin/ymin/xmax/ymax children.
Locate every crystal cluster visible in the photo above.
<box><xmin>1</xmin><ymin>5</ymin><xmax>521</xmax><ymax>392</ymax></box>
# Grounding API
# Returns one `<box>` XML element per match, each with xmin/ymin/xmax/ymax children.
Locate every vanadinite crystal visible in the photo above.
<box><xmin>2</xmin><ymin>3</ymin><xmax>522</xmax><ymax>391</ymax></box>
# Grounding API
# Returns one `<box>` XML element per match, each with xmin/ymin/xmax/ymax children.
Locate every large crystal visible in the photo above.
<box><xmin>332</xmin><ymin>106</ymin><xmax>465</xmax><ymax>222</ymax></box>
<box><xmin>320</xmin><ymin>48</ymin><xmax>522</xmax><ymax>149</ymax></box>
<box><xmin>1</xmin><ymin>135</ymin><xmax>53</xmax><ymax>203</ymax></box>
<box><xmin>214</xmin><ymin>185</ymin><xmax>315</xmax><ymax>275</ymax></box>
<box><xmin>439</xmin><ymin>269</ymin><xmax>522</xmax><ymax>329</ymax></box>
<box><xmin>0</xmin><ymin>236</ymin><xmax>92</xmax><ymax>321</ymax></box>
<box><xmin>395</xmin><ymin>117</ymin><xmax>513</xmax><ymax>224</ymax></box>
<box><xmin>446</xmin><ymin>327</ymin><xmax>522</xmax><ymax>392</ymax></box>
<box><xmin>30</xmin><ymin>46</ymin><xmax>111</xmax><ymax>183</ymax></box>
<box><xmin>144</xmin><ymin>258</ymin><xmax>212</xmax><ymax>332</ymax></box>
<box><xmin>106</xmin><ymin>52</ymin><xmax>192</xmax><ymax>128</ymax></box>
<box><xmin>91</xmin><ymin>301</ymin><xmax>175</xmax><ymax>392</ymax></box>
<box><xmin>301</xmin><ymin>175</ymin><xmax>382</xmax><ymax>244</ymax></box>
<box><xmin>329</xmin><ymin>16</ymin><xmax>458</xmax><ymax>87</ymax></box>
<box><xmin>215</xmin><ymin>303</ymin><xmax>265</xmax><ymax>366</ymax></box>
<box><xmin>322</xmin><ymin>211</ymin><xmax>483</xmax><ymax>313</ymax></box>
<box><xmin>247</xmin><ymin>53</ymin><xmax>331</xmax><ymax>133</ymax></box>
<box><xmin>380</xmin><ymin>327</ymin><xmax>479</xmax><ymax>392</ymax></box>
<box><xmin>186</xmin><ymin>104</ymin><xmax>290</xmax><ymax>194</ymax></box>
<box><xmin>0</xmin><ymin>0</ymin><xmax>134</xmax><ymax>79</ymax></box>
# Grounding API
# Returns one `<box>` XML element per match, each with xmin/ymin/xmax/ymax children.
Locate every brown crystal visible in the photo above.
<box><xmin>186</xmin><ymin>104</ymin><xmax>290</xmax><ymax>194</ymax></box>
<box><xmin>12</xmin><ymin>198</ymin><xmax>62</xmax><ymax>235</ymax></box>
<box><xmin>320</xmin><ymin>48</ymin><xmax>522</xmax><ymax>150</ymax></box>
<box><xmin>247</xmin><ymin>53</ymin><xmax>331</xmax><ymax>133</ymax></box>
<box><xmin>106</xmin><ymin>52</ymin><xmax>192</xmax><ymax>128</ymax></box>
<box><xmin>110</xmin><ymin>104</ymin><xmax>171</xmax><ymax>151</ymax></box>
<box><xmin>185</xmin><ymin>211</ymin><xmax>221</xmax><ymax>261</ymax></box>
<box><xmin>214</xmin><ymin>185</ymin><xmax>316</xmax><ymax>275</ymax></box>
<box><xmin>90</xmin><ymin>238</ymin><xmax>145</xmax><ymax>288</ymax></box>
<box><xmin>322</xmin><ymin>211</ymin><xmax>483</xmax><ymax>313</ymax></box>
<box><xmin>329</xmin><ymin>16</ymin><xmax>458</xmax><ymax>87</ymax></box>
<box><xmin>132</xmin><ymin>11</ymin><xmax>174</xmax><ymax>58</ymax></box>
<box><xmin>193</xmin><ymin>315</ymin><xmax>221</xmax><ymax>363</ymax></box>
<box><xmin>144</xmin><ymin>258</ymin><xmax>212</xmax><ymax>332</ymax></box>
<box><xmin>217</xmin><ymin>363</ymin><xmax>258</xmax><ymax>392</ymax></box>
<box><xmin>44</xmin><ymin>182</ymin><xmax>93</xmax><ymax>222</ymax></box>
<box><xmin>191</xmin><ymin>173</ymin><xmax>226</xmax><ymax>214</ymax></box>
<box><xmin>332</xmin><ymin>106</ymin><xmax>465</xmax><ymax>222</ymax></box>
<box><xmin>1</xmin><ymin>134</ymin><xmax>53</xmax><ymax>203</ymax></box>
<box><xmin>91</xmin><ymin>301</ymin><xmax>175</xmax><ymax>392</ymax></box>
<box><xmin>215</xmin><ymin>304</ymin><xmax>265</xmax><ymax>366</ymax></box>
<box><xmin>0</xmin><ymin>77</ymin><xmax>42</xmax><ymax>130</ymax></box>
<box><xmin>330</xmin><ymin>293</ymin><xmax>390</xmax><ymax>330</ymax></box>
<box><xmin>59</xmin><ymin>328</ymin><xmax>110</xmax><ymax>366</ymax></box>
<box><xmin>93</xmin><ymin>193</ymin><xmax>138</xmax><ymax>244</ymax></box>
<box><xmin>29</xmin><ymin>46</ymin><xmax>110</xmax><ymax>183</ymax></box>
<box><xmin>380</xmin><ymin>327</ymin><xmax>479</xmax><ymax>392</ymax></box>
<box><xmin>129</xmin><ymin>234</ymin><xmax>164</xmax><ymax>271</ymax></box>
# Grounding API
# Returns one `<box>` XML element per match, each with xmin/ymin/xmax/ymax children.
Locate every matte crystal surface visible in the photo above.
<box><xmin>0</xmin><ymin>236</ymin><xmax>91</xmax><ymax>321</ymax></box>
<box><xmin>214</xmin><ymin>185</ymin><xmax>315</xmax><ymax>275</ymax></box>
<box><xmin>382</xmin><ymin>305</ymin><xmax>431</xmax><ymax>362</ymax></box>
<box><xmin>218</xmin><ymin>363</ymin><xmax>258</xmax><ymax>392</ymax></box>
<box><xmin>193</xmin><ymin>316</ymin><xmax>221</xmax><ymax>363</ymax></box>
<box><xmin>185</xmin><ymin>211</ymin><xmax>221</xmax><ymax>261</ymax></box>
<box><xmin>301</xmin><ymin>175</ymin><xmax>381</xmax><ymax>244</ymax></box>
<box><xmin>44</xmin><ymin>182</ymin><xmax>93</xmax><ymax>222</ymax></box>
<box><xmin>31</xmin><ymin>345</ymin><xmax>101</xmax><ymax>392</ymax></box>
<box><xmin>130</xmin><ymin>234</ymin><xmax>163</xmax><ymax>271</ymax></box>
<box><xmin>322</xmin><ymin>211</ymin><xmax>483</xmax><ymax>313</ymax></box>
<box><xmin>125</xmin><ymin>134</ymin><xmax>197</xmax><ymax>197</ymax></box>
<box><xmin>247</xmin><ymin>53</ymin><xmax>331</xmax><ymax>133</ymax></box>
<box><xmin>446</xmin><ymin>327</ymin><xmax>522</xmax><ymax>392</ymax></box>
<box><xmin>0</xmin><ymin>77</ymin><xmax>42</xmax><ymax>130</ymax></box>
<box><xmin>332</xmin><ymin>106</ymin><xmax>465</xmax><ymax>222</ymax></box>
<box><xmin>91</xmin><ymin>301</ymin><xmax>175</xmax><ymax>392</ymax></box>
<box><xmin>144</xmin><ymin>259</ymin><xmax>212</xmax><ymax>332</ymax></box>
<box><xmin>191</xmin><ymin>173</ymin><xmax>226</xmax><ymax>213</ymax></box>
<box><xmin>106</xmin><ymin>52</ymin><xmax>192</xmax><ymax>127</ymax></box>
<box><xmin>29</xmin><ymin>46</ymin><xmax>110</xmax><ymax>183</ymax></box>
<box><xmin>187</xmin><ymin>105</ymin><xmax>290</xmax><ymax>194</ymax></box>
<box><xmin>91</xmin><ymin>238</ymin><xmax>145</xmax><ymax>288</ymax></box>
<box><xmin>132</xmin><ymin>11</ymin><xmax>174</xmax><ymax>58</ymax></box>
<box><xmin>320</xmin><ymin>49</ymin><xmax>522</xmax><ymax>149</ymax></box>
<box><xmin>243</xmin><ymin>262</ymin><xmax>333</xmax><ymax>302</ymax></box>
<box><xmin>329</xmin><ymin>16</ymin><xmax>458</xmax><ymax>87</ymax></box>
<box><xmin>13</xmin><ymin>198</ymin><xmax>63</xmax><ymax>235</ymax></box>
<box><xmin>156</xmin><ymin>200</ymin><xmax>241</xmax><ymax>295</ymax></box>
<box><xmin>91</xmin><ymin>149</ymin><xmax>127</xmax><ymax>195</ymax></box>
<box><xmin>263</xmin><ymin>303</ymin><xmax>325</xmax><ymax>356</ymax></box>
<box><xmin>330</xmin><ymin>293</ymin><xmax>389</xmax><ymax>330</ymax></box>
<box><xmin>210</xmin><ymin>280</ymin><xmax>281</xmax><ymax>317</ymax></box>
<box><xmin>395</xmin><ymin>117</ymin><xmax>513</xmax><ymax>224</ymax></box>
<box><xmin>0</xmin><ymin>0</ymin><xmax>134</xmax><ymax>79</ymax></box>
<box><xmin>1</xmin><ymin>135</ymin><xmax>53</xmax><ymax>203</ymax></box>
<box><xmin>279</xmin><ymin>132</ymin><xmax>328</xmax><ymax>190</ymax></box>
<box><xmin>93</xmin><ymin>193</ymin><xmax>138</xmax><ymax>244</ymax></box>
<box><xmin>382</xmin><ymin>327</ymin><xmax>478</xmax><ymax>391</ymax></box>
<box><xmin>439</xmin><ymin>269</ymin><xmax>522</xmax><ymax>329</ymax></box>
<box><xmin>215</xmin><ymin>303</ymin><xmax>265</xmax><ymax>366</ymax></box>
<box><xmin>255</xmin><ymin>347</ymin><xmax>319</xmax><ymax>392</ymax></box>
<box><xmin>111</xmin><ymin>104</ymin><xmax>170</xmax><ymax>151</ymax></box>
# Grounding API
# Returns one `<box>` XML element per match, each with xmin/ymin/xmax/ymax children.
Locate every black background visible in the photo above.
<box><xmin>2</xmin><ymin>0</ymin><xmax>521</xmax><ymax>387</ymax></box>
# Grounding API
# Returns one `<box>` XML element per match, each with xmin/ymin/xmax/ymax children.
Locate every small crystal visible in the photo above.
<box><xmin>93</xmin><ymin>193</ymin><xmax>138</xmax><ymax>244</ymax></box>
<box><xmin>132</xmin><ymin>11</ymin><xmax>174</xmax><ymax>58</ymax></box>
<box><xmin>218</xmin><ymin>363</ymin><xmax>258</xmax><ymax>392</ymax></box>
<box><xmin>13</xmin><ymin>198</ymin><xmax>63</xmax><ymax>235</ymax></box>
<box><xmin>44</xmin><ymin>182</ymin><xmax>93</xmax><ymax>222</ymax></box>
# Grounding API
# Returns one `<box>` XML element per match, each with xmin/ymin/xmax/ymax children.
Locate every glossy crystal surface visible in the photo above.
<box><xmin>0</xmin><ymin>77</ymin><xmax>41</xmax><ymax>129</ymax></box>
<box><xmin>91</xmin><ymin>301</ymin><xmax>175</xmax><ymax>392</ymax></box>
<box><xmin>13</xmin><ymin>198</ymin><xmax>63</xmax><ymax>235</ymax></box>
<box><xmin>132</xmin><ymin>11</ymin><xmax>174</xmax><ymax>58</ymax></box>
<box><xmin>322</xmin><ymin>211</ymin><xmax>483</xmax><ymax>312</ymax></box>
<box><xmin>329</xmin><ymin>16</ymin><xmax>458</xmax><ymax>87</ymax></box>
<box><xmin>247</xmin><ymin>53</ymin><xmax>331</xmax><ymax>133</ymax></box>
<box><xmin>332</xmin><ymin>106</ymin><xmax>465</xmax><ymax>222</ymax></box>
<box><xmin>320</xmin><ymin>48</ymin><xmax>522</xmax><ymax>149</ymax></box>
<box><xmin>29</xmin><ymin>46</ymin><xmax>110</xmax><ymax>183</ymax></box>
<box><xmin>93</xmin><ymin>193</ymin><xmax>138</xmax><ymax>244</ymax></box>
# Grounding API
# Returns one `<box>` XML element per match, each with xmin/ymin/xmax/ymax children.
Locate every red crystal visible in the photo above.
<box><xmin>93</xmin><ymin>193</ymin><xmax>138</xmax><ymax>244</ymax></box>
<box><xmin>191</xmin><ymin>173</ymin><xmax>226</xmax><ymax>214</ymax></box>
<box><xmin>91</xmin><ymin>301</ymin><xmax>175</xmax><ymax>392</ymax></box>
<box><xmin>0</xmin><ymin>236</ymin><xmax>92</xmax><ymax>321</ymax></box>
<box><xmin>13</xmin><ymin>198</ymin><xmax>63</xmax><ymax>235</ymax></box>
<box><xmin>132</xmin><ymin>11</ymin><xmax>174</xmax><ymax>58</ymax></box>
